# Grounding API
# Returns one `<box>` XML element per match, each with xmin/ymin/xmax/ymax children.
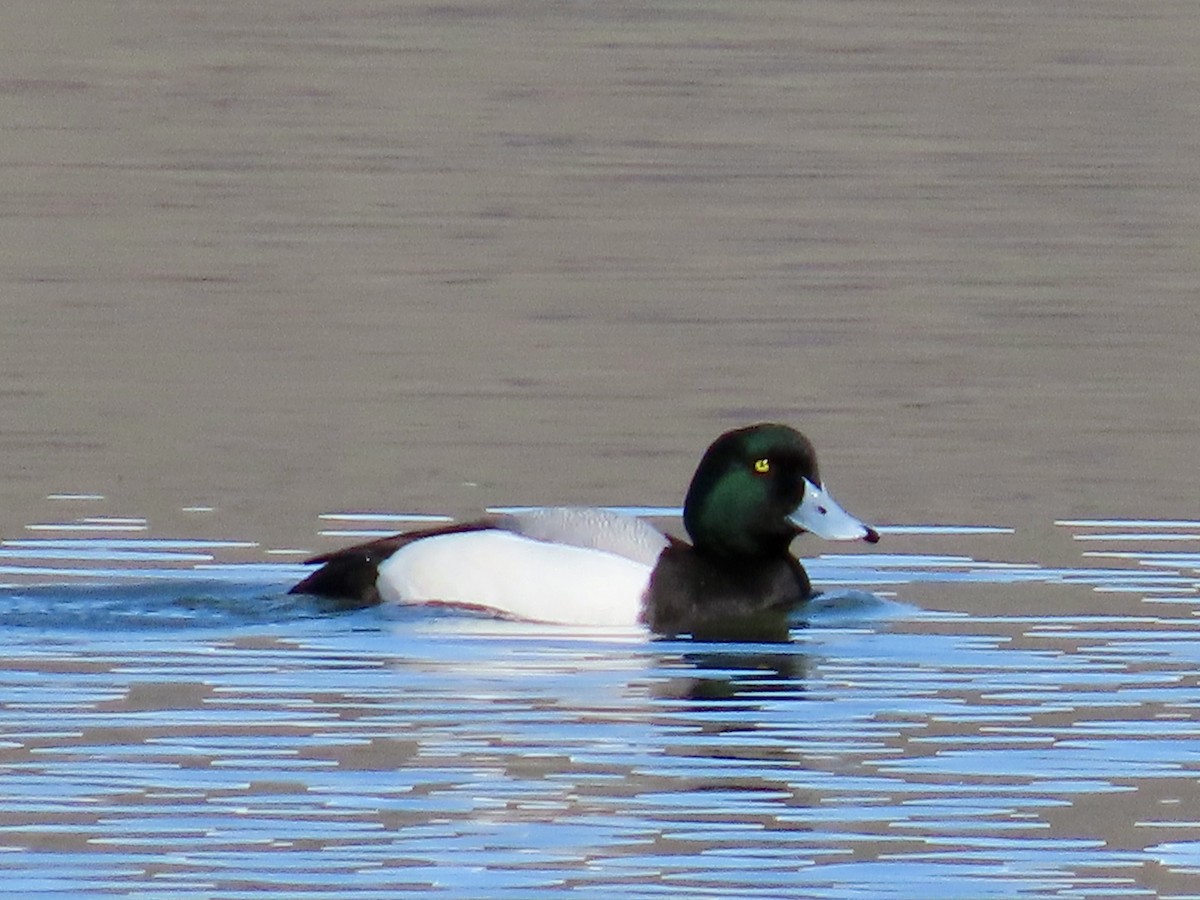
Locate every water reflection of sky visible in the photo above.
<box><xmin>0</xmin><ymin>512</ymin><xmax>1197</xmax><ymax>897</ymax></box>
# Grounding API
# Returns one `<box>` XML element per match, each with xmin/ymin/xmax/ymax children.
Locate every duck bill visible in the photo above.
<box><xmin>788</xmin><ymin>479</ymin><xmax>880</xmax><ymax>543</ymax></box>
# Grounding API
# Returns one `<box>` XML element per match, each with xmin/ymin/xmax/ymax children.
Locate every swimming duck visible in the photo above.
<box><xmin>290</xmin><ymin>423</ymin><xmax>879</xmax><ymax>640</ymax></box>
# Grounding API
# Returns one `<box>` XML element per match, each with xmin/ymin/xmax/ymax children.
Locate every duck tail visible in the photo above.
<box><xmin>289</xmin><ymin>543</ymin><xmax>391</xmax><ymax>609</ymax></box>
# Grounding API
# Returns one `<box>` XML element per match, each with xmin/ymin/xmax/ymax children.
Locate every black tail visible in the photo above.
<box><xmin>289</xmin><ymin>545</ymin><xmax>389</xmax><ymax>609</ymax></box>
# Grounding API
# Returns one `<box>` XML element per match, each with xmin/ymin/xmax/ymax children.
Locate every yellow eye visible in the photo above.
<box><xmin>753</xmin><ymin>458</ymin><xmax>771</xmax><ymax>474</ymax></box>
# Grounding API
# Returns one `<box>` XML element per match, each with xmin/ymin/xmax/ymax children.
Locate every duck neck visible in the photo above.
<box><xmin>684</xmin><ymin>515</ymin><xmax>797</xmax><ymax>563</ymax></box>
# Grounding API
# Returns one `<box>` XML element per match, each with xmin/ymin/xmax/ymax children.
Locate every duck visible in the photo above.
<box><xmin>290</xmin><ymin>423</ymin><xmax>879</xmax><ymax>640</ymax></box>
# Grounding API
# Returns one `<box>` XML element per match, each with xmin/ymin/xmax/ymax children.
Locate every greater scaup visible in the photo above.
<box><xmin>290</xmin><ymin>423</ymin><xmax>879</xmax><ymax>640</ymax></box>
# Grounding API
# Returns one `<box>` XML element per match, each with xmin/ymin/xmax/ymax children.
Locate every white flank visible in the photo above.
<box><xmin>376</xmin><ymin>530</ymin><xmax>654</xmax><ymax>627</ymax></box>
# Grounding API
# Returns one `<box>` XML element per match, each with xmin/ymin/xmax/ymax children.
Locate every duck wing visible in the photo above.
<box><xmin>498</xmin><ymin>507</ymin><xmax>669</xmax><ymax>567</ymax></box>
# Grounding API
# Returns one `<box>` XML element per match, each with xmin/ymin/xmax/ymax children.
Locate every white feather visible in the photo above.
<box><xmin>376</xmin><ymin>530</ymin><xmax>655</xmax><ymax>627</ymax></box>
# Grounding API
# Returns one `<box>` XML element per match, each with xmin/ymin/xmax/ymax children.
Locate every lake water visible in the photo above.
<box><xmin>2</xmin><ymin>0</ymin><xmax>1199</xmax><ymax>896</ymax></box>
<box><xmin>1</xmin><ymin>512</ymin><xmax>1198</xmax><ymax>898</ymax></box>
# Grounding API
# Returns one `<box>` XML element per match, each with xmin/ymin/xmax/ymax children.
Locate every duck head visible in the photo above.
<box><xmin>682</xmin><ymin>423</ymin><xmax>880</xmax><ymax>559</ymax></box>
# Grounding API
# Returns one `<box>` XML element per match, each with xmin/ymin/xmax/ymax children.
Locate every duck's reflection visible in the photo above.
<box><xmin>646</xmin><ymin>589</ymin><xmax>891</xmax><ymax>703</ymax></box>
<box><xmin>651</xmin><ymin>645</ymin><xmax>808</xmax><ymax>703</ymax></box>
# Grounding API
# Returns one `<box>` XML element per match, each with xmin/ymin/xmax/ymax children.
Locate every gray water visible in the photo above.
<box><xmin>1</xmin><ymin>513</ymin><xmax>1198</xmax><ymax>899</ymax></box>
<box><xmin>2</xmin><ymin>0</ymin><xmax>1199</xmax><ymax>896</ymax></box>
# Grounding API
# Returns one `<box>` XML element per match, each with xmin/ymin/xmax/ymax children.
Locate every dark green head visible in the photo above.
<box><xmin>682</xmin><ymin>423</ymin><xmax>879</xmax><ymax>559</ymax></box>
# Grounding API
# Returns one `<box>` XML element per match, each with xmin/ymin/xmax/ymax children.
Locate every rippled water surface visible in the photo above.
<box><xmin>2</xmin><ymin>514</ymin><xmax>1198</xmax><ymax>899</ymax></box>
<box><xmin>3</xmin><ymin>0</ymin><xmax>1198</xmax><ymax>896</ymax></box>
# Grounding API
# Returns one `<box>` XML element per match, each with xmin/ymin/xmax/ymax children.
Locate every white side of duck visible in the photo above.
<box><xmin>375</xmin><ymin>508</ymin><xmax>670</xmax><ymax>627</ymax></box>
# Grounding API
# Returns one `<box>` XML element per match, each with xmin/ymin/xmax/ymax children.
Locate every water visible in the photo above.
<box><xmin>2</xmin><ymin>0</ymin><xmax>1198</xmax><ymax>896</ymax></box>
<box><xmin>1</xmin><ymin>514</ymin><xmax>1198</xmax><ymax>899</ymax></box>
